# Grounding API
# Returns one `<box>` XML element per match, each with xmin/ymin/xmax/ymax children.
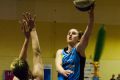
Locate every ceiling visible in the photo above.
<box><xmin>0</xmin><ymin>0</ymin><xmax>120</xmax><ymax>25</ymax></box>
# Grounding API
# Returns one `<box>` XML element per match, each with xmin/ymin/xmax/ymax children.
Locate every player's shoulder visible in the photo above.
<box><xmin>56</xmin><ymin>49</ymin><xmax>63</xmax><ymax>55</ymax></box>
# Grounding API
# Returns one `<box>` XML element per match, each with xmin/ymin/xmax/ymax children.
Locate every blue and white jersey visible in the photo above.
<box><xmin>58</xmin><ymin>47</ymin><xmax>84</xmax><ymax>80</ymax></box>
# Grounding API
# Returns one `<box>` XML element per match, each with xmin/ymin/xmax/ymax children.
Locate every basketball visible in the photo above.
<box><xmin>73</xmin><ymin>0</ymin><xmax>95</xmax><ymax>11</ymax></box>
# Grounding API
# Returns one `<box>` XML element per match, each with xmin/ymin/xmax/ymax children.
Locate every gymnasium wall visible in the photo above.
<box><xmin>0</xmin><ymin>20</ymin><xmax>120</xmax><ymax>80</ymax></box>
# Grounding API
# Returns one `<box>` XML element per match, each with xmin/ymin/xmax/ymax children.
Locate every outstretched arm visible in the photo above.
<box><xmin>31</xmin><ymin>28</ymin><xmax>44</xmax><ymax>80</ymax></box>
<box><xmin>19</xmin><ymin>17</ymin><xmax>30</xmax><ymax>60</ymax></box>
<box><xmin>12</xmin><ymin>13</ymin><xmax>31</xmax><ymax>80</ymax></box>
<box><xmin>23</xmin><ymin>12</ymin><xmax>44</xmax><ymax>80</ymax></box>
<box><xmin>20</xmin><ymin>12</ymin><xmax>44</xmax><ymax>79</ymax></box>
<box><xmin>76</xmin><ymin>6</ymin><xmax>94</xmax><ymax>57</ymax></box>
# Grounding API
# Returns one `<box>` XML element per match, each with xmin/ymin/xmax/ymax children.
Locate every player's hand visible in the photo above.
<box><xmin>61</xmin><ymin>70</ymin><xmax>73</xmax><ymax>77</ymax></box>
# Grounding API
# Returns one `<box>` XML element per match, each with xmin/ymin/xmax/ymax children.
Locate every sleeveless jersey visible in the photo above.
<box><xmin>58</xmin><ymin>47</ymin><xmax>85</xmax><ymax>80</ymax></box>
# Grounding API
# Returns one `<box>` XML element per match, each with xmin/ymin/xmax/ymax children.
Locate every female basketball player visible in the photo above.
<box><xmin>55</xmin><ymin>6</ymin><xmax>94</xmax><ymax>80</ymax></box>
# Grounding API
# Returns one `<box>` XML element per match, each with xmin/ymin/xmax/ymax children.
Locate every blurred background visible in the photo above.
<box><xmin>0</xmin><ymin>0</ymin><xmax>120</xmax><ymax>80</ymax></box>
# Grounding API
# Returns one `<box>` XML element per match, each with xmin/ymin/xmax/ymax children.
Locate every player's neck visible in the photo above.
<box><xmin>67</xmin><ymin>44</ymin><xmax>75</xmax><ymax>53</ymax></box>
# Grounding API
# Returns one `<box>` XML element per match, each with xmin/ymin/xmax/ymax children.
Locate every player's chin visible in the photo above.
<box><xmin>67</xmin><ymin>40</ymin><xmax>73</xmax><ymax>43</ymax></box>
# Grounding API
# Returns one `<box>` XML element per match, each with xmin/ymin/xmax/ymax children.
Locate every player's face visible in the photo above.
<box><xmin>67</xmin><ymin>29</ymin><xmax>79</xmax><ymax>45</ymax></box>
